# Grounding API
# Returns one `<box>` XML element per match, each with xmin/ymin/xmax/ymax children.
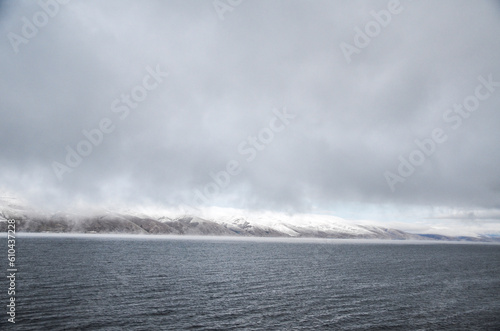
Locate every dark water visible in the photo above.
<box><xmin>1</xmin><ymin>235</ymin><xmax>499</xmax><ymax>330</ymax></box>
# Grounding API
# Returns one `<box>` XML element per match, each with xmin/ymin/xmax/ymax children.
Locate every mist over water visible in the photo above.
<box><xmin>2</xmin><ymin>236</ymin><xmax>499</xmax><ymax>330</ymax></box>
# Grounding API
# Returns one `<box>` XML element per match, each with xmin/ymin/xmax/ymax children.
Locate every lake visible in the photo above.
<box><xmin>1</xmin><ymin>235</ymin><xmax>499</xmax><ymax>330</ymax></box>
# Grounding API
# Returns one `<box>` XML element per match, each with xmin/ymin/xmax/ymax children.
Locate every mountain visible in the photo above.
<box><xmin>0</xmin><ymin>197</ymin><xmax>498</xmax><ymax>242</ymax></box>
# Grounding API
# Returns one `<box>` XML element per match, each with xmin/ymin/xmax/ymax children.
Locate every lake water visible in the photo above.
<box><xmin>1</xmin><ymin>235</ymin><xmax>499</xmax><ymax>330</ymax></box>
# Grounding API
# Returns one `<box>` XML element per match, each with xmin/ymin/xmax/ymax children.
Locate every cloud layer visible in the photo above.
<box><xmin>1</xmin><ymin>0</ymin><xmax>499</xmax><ymax>228</ymax></box>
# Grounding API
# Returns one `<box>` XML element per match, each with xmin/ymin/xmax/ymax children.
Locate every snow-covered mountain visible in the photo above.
<box><xmin>192</xmin><ymin>207</ymin><xmax>421</xmax><ymax>239</ymax></box>
<box><xmin>0</xmin><ymin>197</ymin><xmax>497</xmax><ymax>241</ymax></box>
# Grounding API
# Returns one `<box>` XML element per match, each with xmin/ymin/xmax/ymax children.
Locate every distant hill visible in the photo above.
<box><xmin>1</xmin><ymin>197</ymin><xmax>498</xmax><ymax>242</ymax></box>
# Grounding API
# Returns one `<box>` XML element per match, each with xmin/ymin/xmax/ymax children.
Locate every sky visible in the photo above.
<box><xmin>1</xmin><ymin>0</ymin><xmax>500</xmax><ymax>235</ymax></box>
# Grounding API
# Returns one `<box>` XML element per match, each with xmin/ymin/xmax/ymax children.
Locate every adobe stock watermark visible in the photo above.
<box><xmin>7</xmin><ymin>0</ymin><xmax>71</xmax><ymax>54</ymax></box>
<box><xmin>384</xmin><ymin>74</ymin><xmax>500</xmax><ymax>192</ymax></box>
<box><xmin>212</xmin><ymin>0</ymin><xmax>244</xmax><ymax>21</ymax></box>
<box><xmin>51</xmin><ymin>64</ymin><xmax>168</xmax><ymax>181</ymax></box>
<box><xmin>186</xmin><ymin>107</ymin><xmax>296</xmax><ymax>211</ymax></box>
<box><xmin>340</xmin><ymin>0</ymin><xmax>410</xmax><ymax>64</ymax></box>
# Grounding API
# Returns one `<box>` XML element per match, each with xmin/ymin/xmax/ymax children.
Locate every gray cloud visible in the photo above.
<box><xmin>1</xmin><ymin>0</ymin><xmax>499</xmax><ymax>226</ymax></box>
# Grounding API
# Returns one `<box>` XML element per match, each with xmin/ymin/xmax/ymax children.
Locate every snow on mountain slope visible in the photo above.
<box><xmin>1</xmin><ymin>198</ymin><xmax>497</xmax><ymax>241</ymax></box>
<box><xmin>195</xmin><ymin>207</ymin><xmax>379</xmax><ymax>237</ymax></box>
<box><xmin>0</xmin><ymin>195</ymin><xmax>42</xmax><ymax>221</ymax></box>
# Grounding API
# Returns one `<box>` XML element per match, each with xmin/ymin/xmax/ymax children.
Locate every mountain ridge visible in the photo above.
<box><xmin>1</xmin><ymin>199</ymin><xmax>498</xmax><ymax>242</ymax></box>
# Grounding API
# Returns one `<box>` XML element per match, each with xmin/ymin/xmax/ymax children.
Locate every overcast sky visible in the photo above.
<box><xmin>1</xmin><ymin>0</ymin><xmax>499</xmax><ymax>233</ymax></box>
